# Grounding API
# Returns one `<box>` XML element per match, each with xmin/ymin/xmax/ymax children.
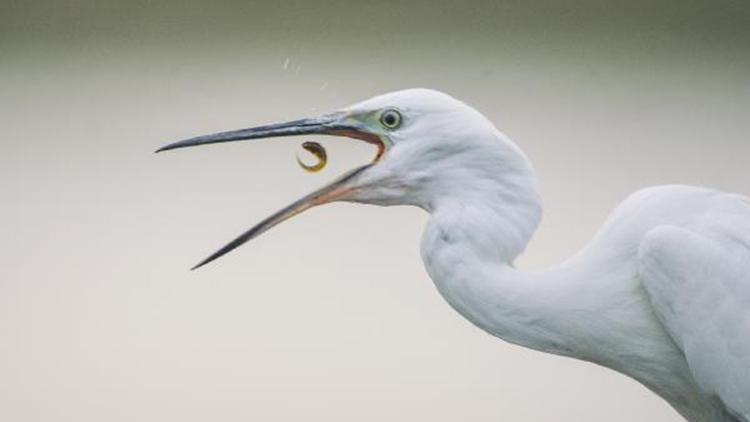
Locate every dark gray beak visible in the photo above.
<box><xmin>157</xmin><ymin>113</ymin><xmax>349</xmax><ymax>153</ymax></box>
<box><xmin>157</xmin><ymin>112</ymin><xmax>385</xmax><ymax>270</ymax></box>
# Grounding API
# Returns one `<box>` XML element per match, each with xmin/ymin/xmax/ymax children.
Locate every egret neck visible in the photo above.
<box><xmin>417</xmin><ymin>136</ymin><xmax>572</xmax><ymax>353</ymax></box>
<box><xmin>416</xmin><ymin>133</ymin><xmax>712</xmax><ymax>418</ymax></box>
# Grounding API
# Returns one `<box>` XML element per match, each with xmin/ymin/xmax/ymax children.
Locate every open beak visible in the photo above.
<box><xmin>156</xmin><ymin>112</ymin><xmax>385</xmax><ymax>270</ymax></box>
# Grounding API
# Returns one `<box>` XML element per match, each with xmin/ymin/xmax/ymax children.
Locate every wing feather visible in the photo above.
<box><xmin>639</xmin><ymin>224</ymin><xmax>750</xmax><ymax>420</ymax></box>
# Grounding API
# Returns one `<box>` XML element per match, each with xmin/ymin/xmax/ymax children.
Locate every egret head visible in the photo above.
<box><xmin>158</xmin><ymin>88</ymin><xmax>535</xmax><ymax>268</ymax></box>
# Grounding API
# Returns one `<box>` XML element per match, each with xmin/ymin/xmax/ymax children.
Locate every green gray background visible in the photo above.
<box><xmin>2</xmin><ymin>1</ymin><xmax>749</xmax><ymax>420</ymax></box>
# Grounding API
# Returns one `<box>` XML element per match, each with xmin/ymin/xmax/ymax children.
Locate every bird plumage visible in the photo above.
<box><xmin>160</xmin><ymin>88</ymin><xmax>750</xmax><ymax>421</ymax></box>
<box><xmin>422</xmin><ymin>180</ymin><xmax>750</xmax><ymax>421</ymax></box>
<box><xmin>639</xmin><ymin>195</ymin><xmax>750</xmax><ymax>421</ymax></box>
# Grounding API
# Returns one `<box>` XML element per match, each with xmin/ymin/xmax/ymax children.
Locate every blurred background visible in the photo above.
<box><xmin>1</xmin><ymin>1</ymin><xmax>749</xmax><ymax>420</ymax></box>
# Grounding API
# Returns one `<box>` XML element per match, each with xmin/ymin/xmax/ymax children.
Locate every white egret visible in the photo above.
<box><xmin>158</xmin><ymin>89</ymin><xmax>750</xmax><ymax>421</ymax></box>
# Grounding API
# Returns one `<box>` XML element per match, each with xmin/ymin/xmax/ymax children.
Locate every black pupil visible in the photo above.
<box><xmin>384</xmin><ymin>112</ymin><xmax>396</xmax><ymax>126</ymax></box>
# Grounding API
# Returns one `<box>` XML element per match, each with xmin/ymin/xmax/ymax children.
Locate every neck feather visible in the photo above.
<box><xmin>418</xmin><ymin>143</ymin><xmax>613</xmax><ymax>358</ymax></box>
<box><xmin>418</xmin><ymin>170</ymin><xmax>719</xmax><ymax>422</ymax></box>
<box><xmin>419</xmin><ymin>184</ymin><xmax>579</xmax><ymax>354</ymax></box>
<box><xmin>420</xmin><ymin>188</ymin><xmax>623</xmax><ymax>359</ymax></box>
<box><xmin>418</xmin><ymin>143</ymin><xmax>578</xmax><ymax>350</ymax></box>
<box><xmin>417</xmin><ymin>138</ymin><xmax>718</xmax><ymax>419</ymax></box>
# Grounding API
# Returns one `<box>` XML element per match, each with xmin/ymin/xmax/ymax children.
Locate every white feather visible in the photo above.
<box><xmin>341</xmin><ymin>89</ymin><xmax>750</xmax><ymax>421</ymax></box>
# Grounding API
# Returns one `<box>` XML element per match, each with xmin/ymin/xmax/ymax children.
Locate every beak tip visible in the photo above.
<box><xmin>191</xmin><ymin>257</ymin><xmax>213</xmax><ymax>271</ymax></box>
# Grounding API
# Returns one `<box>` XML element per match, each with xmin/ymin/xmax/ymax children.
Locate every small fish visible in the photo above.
<box><xmin>296</xmin><ymin>141</ymin><xmax>327</xmax><ymax>173</ymax></box>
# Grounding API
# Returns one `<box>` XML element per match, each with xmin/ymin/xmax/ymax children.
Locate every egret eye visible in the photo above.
<box><xmin>380</xmin><ymin>109</ymin><xmax>402</xmax><ymax>129</ymax></box>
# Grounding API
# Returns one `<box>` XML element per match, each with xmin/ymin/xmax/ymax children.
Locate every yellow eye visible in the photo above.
<box><xmin>380</xmin><ymin>109</ymin><xmax>402</xmax><ymax>129</ymax></box>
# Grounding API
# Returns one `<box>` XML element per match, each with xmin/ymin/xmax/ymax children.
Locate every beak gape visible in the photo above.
<box><xmin>157</xmin><ymin>113</ymin><xmax>383</xmax><ymax>270</ymax></box>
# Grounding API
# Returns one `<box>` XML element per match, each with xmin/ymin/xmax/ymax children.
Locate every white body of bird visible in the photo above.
<box><xmin>159</xmin><ymin>89</ymin><xmax>750</xmax><ymax>421</ymax></box>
